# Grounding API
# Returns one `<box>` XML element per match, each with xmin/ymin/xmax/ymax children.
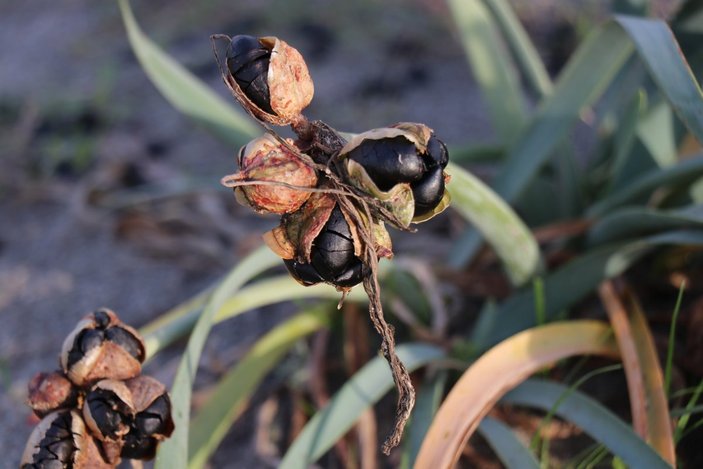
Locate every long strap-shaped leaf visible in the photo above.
<box><xmin>154</xmin><ymin>247</ymin><xmax>279</xmax><ymax>468</ymax></box>
<box><xmin>450</xmin><ymin>16</ymin><xmax>703</xmax><ymax>267</ymax></box>
<box><xmin>188</xmin><ymin>305</ymin><xmax>334</xmax><ymax>468</ymax></box>
<box><xmin>117</xmin><ymin>0</ymin><xmax>258</xmax><ymax>147</ymax></box>
<box><xmin>478</xmin><ymin>417</ymin><xmax>540</xmax><ymax>469</ymax></box>
<box><xmin>279</xmin><ymin>343</ymin><xmax>444</xmax><ymax>468</ymax></box>
<box><xmin>415</xmin><ymin>320</ymin><xmax>618</xmax><ymax>468</ymax></box>
<box><xmin>446</xmin><ymin>161</ymin><xmax>540</xmax><ymax>286</ymax></box>
<box><xmin>502</xmin><ymin>380</ymin><xmax>672</xmax><ymax>469</ymax></box>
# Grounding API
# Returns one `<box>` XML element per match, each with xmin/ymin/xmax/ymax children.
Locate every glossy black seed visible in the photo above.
<box><xmin>412</xmin><ymin>166</ymin><xmax>445</xmax><ymax>217</ymax></box>
<box><xmin>425</xmin><ymin>135</ymin><xmax>448</xmax><ymax>169</ymax></box>
<box><xmin>284</xmin><ymin>259</ymin><xmax>324</xmax><ymax>286</ymax></box>
<box><xmin>227</xmin><ymin>35</ymin><xmax>274</xmax><ymax>114</ymax></box>
<box><xmin>333</xmin><ymin>260</ymin><xmax>369</xmax><ymax>287</ymax></box>
<box><xmin>66</xmin><ymin>328</ymin><xmax>104</xmax><ymax>369</ymax></box>
<box><xmin>347</xmin><ymin>136</ymin><xmax>425</xmax><ymax>191</ymax></box>
<box><xmin>310</xmin><ymin>207</ymin><xmax>356</xmax><ymax>280</ymax></box>
<box><xmin>87</xmin><ymin>389</ymin><xmax>127</xmax><ymax>439</ymax></box>
<box><xmin>93</xmin><ymin>310</ymin><xmax>111</xmax><ymax>328</ymax></box>
<box><xmin>121</xmin><ymin>431</ymin><xmax>158</xmax><ymax>460</ymax></box>
<box><xmin>135</xmin><ymin>395</ymin><xmax>171</xmax><ymax>436</ymax></box>
<box><xmin>105</xmin><ymin>327</ymin><xmax>143</xmax><ymax>361</ymax></box>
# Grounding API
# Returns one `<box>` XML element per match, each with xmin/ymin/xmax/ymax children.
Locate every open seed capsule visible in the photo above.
<box><xmin>227</xmin><ymin>134</ymin><xmax>318</xmax><ymax>214</ymax></box>
<box><xmin>339</xmin><ymin>124</ymin><xmax>450</xmax><ymax>221</ymax></box>
<box><xmin>27</xmin><ymin>371</ymin><xmax>79</xmax><ymax>418</ymax></box>
<box><xmin>221</xmin><ymin>35</ymin><xmax>314</xmax><ymax>126</ymax></box>
<box><xmin>284</xmin><ymin>205</ymin><xmax>369</xmax><ymax>288</ymax></box>
<box><xmin>21</xmin><ymin>410</ymin><xmax>112</xmax><ymax>469</ymax></box>
<box><xmin>60</xmin><ymin>308</ymin><xmax>145</xmax><ymax>387</ymax></box>
<box><xmin>120</xmin><ymin>376</ymin><xmax>174</xmax><ymax>460</ymax></box>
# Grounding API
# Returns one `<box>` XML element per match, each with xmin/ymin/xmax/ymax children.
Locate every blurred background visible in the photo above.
<box><xmin>0</xmin><ymin>0</ymin><xmax>687</xmax><ymax>466</ymax></box>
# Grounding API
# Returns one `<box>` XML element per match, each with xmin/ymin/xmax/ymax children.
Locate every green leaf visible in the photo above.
<box><xmin>588</xmin><ymin>154</ymin><xmax>703</xmax><ymax>217</ymax></box>
<box><xmin>451</xmin><ymin>16</ymin><xmax>703</xmax><ymax>267</ymax></box>
<box><xmin>446</xmin><ymin>161</ymin><xmax>541</xmax><ymax>285</ymax></box>
<box><xmin>117</xmin><ymin>0</ymin><xmax>258</xmax><ymax>147</ymax></box>
<box><xmin>400</xmin><ymin>372</ymin><xmax>448</xmax><ymax>469</ymax></box>
<box><xmin>609</xmin><ymin>90</ymin><xmax>647</xmax><ymax>191</ymax></box>
<box><xmin>503</xmin><ymin>380</ymin><xmax>672</xmax><ymax>469</ymax></box>
<box><xmin>154</xmin><ymin>247</ymin><xmax>278</xmax><ymax>467</ymax></box>
<box><xmin>587</xmin><ymin>205</ymin><xmax>703</xmax><ymax>245</ymax></box>
<box><xmin>279</xmin><ymin>343</ymin><xmax>445</xmax><ymax>468</ymax></box>
<box><xmin>448</xmin><ymin>0</ymin><xmax>526</xmax><ymax>143</ymax></box>
<box><xmin>478</xmin><ymin>417</ymin><xmax>540</xmax><ymax>469</ymax></box>
<box><xmin>473</xmin><ymin>230</ymin><xmax>703</xmax><ymax>350</ymax></box>
<box><xmin>188</xmin><ymin>305</ymin><xmax>333</xmax><ymax>468</ymax></box>
<box><xmin>481</xmin><ymin>0</ymin><xmax>553</xmax><ymax>98</ymax></box>
<box><xmin>142</xmin><ymin>275</ymin><xmax>368</xmax><ymax>358</ymax></box>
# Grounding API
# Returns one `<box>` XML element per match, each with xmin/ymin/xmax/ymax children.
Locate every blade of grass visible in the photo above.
<box><xmin>400</xmin><ymin>372</ymin><xmax>448</xmax><ymax>469</ymax></box>
<box><xmin>473</xmin><ymin>230</ymin><xmax>703</xmax><ymax>350</ymax></box>
<box><xmin>609</xmin><ymin>90</ymin><xmax>647</xmax><ymax>191</ymax></box>
<box><xmin>415</xmin><ymin>320</ymin><xmax>619</xmax><ymax>468</ymax></box>
<box><xmin>446</xmin><ymin>161</ymin><xmax>541</xmax><ymax>286</ymax></box>
<box><xmin>503</xmin><ymin>380</ymin><xmax>672</xmax><ymax>469</ymax></box>
<box><xmin>154</xmin><ymin>246</ymin><xmax>277</xmax><ymax>467</ymax></box>
<box><xmin>142</xmin><ymin>275</ymin><xmax>368</xmax><ymax>358</ymax></box>
<box><xmin>447</xmin><ymin>0</ymin><xmax>526</xmax><ymax>143</ymax></box>
<box><xmin>665</xmin><ymin>280</ymin><xmax>686</xmax><ymax>397</ymax></box>
<box><xmin>188</xmin><ymin>305</ymin><xmax>334</xmax><ymax>468</ymax></box>
<box><xmin>478</xmin><ymin>417</ymin><xmax>540</xmax><ymax>469</ymax></box>
<box><xmin>588</xmin><ymin>153</ymin><xmax>703</xmax><ymax>217</ymax></box>
<box><xmin>598</xmin><ymin>282</ymin><xmax>676</xmax><ymax>465</ymax></box>
<box><xmin>117</xmin><ymin>0</ymin><xmax>258</xmax><ymax>147</ymax></box>
<box><xmin>481</xmin><ymin>0</ymin><xmax>553</xmax><ymax>98</ymax></box>
<box><xmin>675</xmin><ymin>378</ymin><xmax>703</xmax><ymax>442</ymax></box>
<box><xmin>279</xmin><ymin>343</ymin><xmax>444</xmax><ymax>468</ymax></box>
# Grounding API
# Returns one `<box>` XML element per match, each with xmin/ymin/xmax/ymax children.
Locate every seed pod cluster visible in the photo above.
<box><xmin>217</xmin><ymin>35</ymin><xmax>450</xmax><ymax>292</ymax></box>
<box><xmin>21</xmin><ymin>309</ymin><xmax>174</xmax><ymax>468</ymax></box>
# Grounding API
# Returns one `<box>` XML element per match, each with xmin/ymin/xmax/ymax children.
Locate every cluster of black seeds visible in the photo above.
<box><xmin>21</xmin><ymin>309</ymin><xmax>174</xmax><ymax>469</ymax></box>
<box><xmin>227</xmin><ymin>35</ymin><xmax>274</xmax><ymax>114</ymax></box>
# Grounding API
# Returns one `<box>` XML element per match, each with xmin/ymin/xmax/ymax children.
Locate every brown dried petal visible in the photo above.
<box><xmin>283</xmin><ymin>192</ymin><xmax>336</xmax><ymax>263</ymax></box>
<box><xmin>389</xmin><ymin>122</ymin><xmax>433</xmax><ymax>153</ymax></box>
<box><xmin>27</xmin><ymin>371</ymin><xmax>79</xmax><ymax>418</ymax></box>
<box><xmin>262</xmin><ymin>36</ymin><xmax>314</xmax><ymax>123</ymax></box>
<box><xmin>262</xmin><ymin>226</ymin><xmax>296</xmax><ymax>259</ymax></box>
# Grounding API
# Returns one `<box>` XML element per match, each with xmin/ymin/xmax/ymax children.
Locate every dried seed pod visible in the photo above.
<box><xmin>20</xmin><ymin>410</ymin><xmax>112</xmax><ymax>469</ymax></box>
<box><xmin>60</xmin><ymin>308</ymin><xmax>145</xmax><ymax>387</ymax></box>
<box><xmin>226</xmin><ymin>134</ymin><xmax>318</xmax><ymax>214</ymax></box>
<box><xmin>83</xmin><ymin>380</ymin><xmax>133</xmax><ymax>442</ymax></box>
<box><xmin>120</xmin><ymin>376</ymin><xmax>174</xmax><ymax>460</ymax></box>
<box><xmin>339</xmin><ymin>124</ymin><xmax>451</xmax><ymax>221</ymax></box>
<box><xmin>284</xmin><ymin>205</ymin><xmax>369</xmax><ymax>288</ymax></box>
<box><xmin>27</xmin><ymin>371</ymin><xmax>79</xmax><ymax>418</ymax></box>
<box><xmin>220</xmin><ymin>34</ymin><xmax>314</xmax><ymax>126</ymax></box>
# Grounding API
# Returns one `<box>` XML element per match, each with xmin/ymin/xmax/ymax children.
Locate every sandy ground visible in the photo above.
<box><xmin>0</xmin><ymin>0</ymin><xmax>590</xmax><ymax>466</ymax></box>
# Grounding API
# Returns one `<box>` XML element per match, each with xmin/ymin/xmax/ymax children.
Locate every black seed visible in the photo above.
<box><xmin>135</xmin><ymin>395</ymin><xmax>170</xmax><ymax>436</ymax></box>
<box><xmin>87</xmin><ymin>389</ymin><xmax>127</xmax><ymax>439</ymax></box>
<box><xmin>347</xmin><ymin>136</ymin><xmax>424</xmax><ymax>191</ymax></box>
<box><xmin>426</xmin><ymin>135</ymin><xmax>448</xmax><ymax>169</ymax></box>
<box><xmin>66</xmin><ymin>328</ymin><xmax>104</xmax><ymax>369</ymax></box>
<box><xmin>412</xmin><ymin>166</ymin><xmax>445</xmax><ymax>217</ymax></box>
<box><xmin>333</xmin><ymin>260</ymin><xmax>369</xmax><ymax>287</ymax></box>
<box><xmin>121</xmin><ymin>431</ymin><xmax>158</xmax><ymax>460</ymax></box>
<box><xmin>311</xmin><ymin>207</ymin><xmax>356</xmax><ymax>280</ymax></box>
<box><xmin>105</xmin><ymin>327</ymin><xmax>143</xmax><ymax>361</ymax></box>
<box><xmin>227</xmin><ymin>35</ymin><xmax>274</xmax><ymax>114</ymax></box>
<box><xmin>30</xmin><ymin>412</ymin><xmax>76</xmax><ymax>467</ymax></box>
<box><xmin>284</xmin><ymin>259</ymin><xmax>324</xmax><ymax>286</ymax></box>
<box><xmin>93</xmin><ymin>310</ymin><xmax>111</xmax><ymax>328</ymax></box>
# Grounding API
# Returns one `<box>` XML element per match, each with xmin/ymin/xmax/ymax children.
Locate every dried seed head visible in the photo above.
<box><xmin>20</xmin><ymin>410</ymin><xmax>112</xmax><ymax>469</ymax></box>
<box><xmin>27</xmin><ymin>371</ymin><xmax>79</xmax><ymax>418</ymax></box>
<box><xmin>227</xmin><ymin>134</ymin><xmax>318</xmax><ymax>214</ymax></box>
<box><xmin>82</xmin><ymin>380</ymin><xmax>133</xmax><ymax>443</ymax></box>
<box><xmin>339</xmin><ymin>124</ymin><xmax>451</xmax><ymax>222</ymax></box>
<box><xmin>120</xmin><ymin>376</ymin><xmax>174</xmax><ymax>460</ymax></box>
<box><xmin>222</xmin><ymin>35</ymin><xmax>314</xmax><ymax>126</ymax></box>
<box><xmin>60</xmin><ymin>308</ymin><xmax>145</xmax><ymax>387</ymax></box>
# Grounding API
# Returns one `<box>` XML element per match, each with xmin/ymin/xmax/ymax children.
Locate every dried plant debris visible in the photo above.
<box><xmin>21</xmin><ymin>309</ymin><xmax>173</xmax><ymax>468</ymax></box>
<box><xmin>215</xmin><ymin>33</ymin><xmax>450</xmax><ymax>453</ymax></box>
